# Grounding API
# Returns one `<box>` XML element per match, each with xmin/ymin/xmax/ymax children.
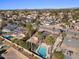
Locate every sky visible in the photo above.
<box><xmin>0</xmin><ymin>0</ymin><xmax>79</xmax><ymax>9</ymax></box>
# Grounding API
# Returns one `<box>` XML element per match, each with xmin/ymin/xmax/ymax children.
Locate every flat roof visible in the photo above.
<box><xmin>2</xmin><ymin>47</ymin><xmax>29</xmax><ymax>59</ymax></box>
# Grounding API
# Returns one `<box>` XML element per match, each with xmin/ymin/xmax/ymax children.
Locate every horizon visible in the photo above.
<box><xmin>0</xmin><ymin>7</ymin><xmax>79</xmax><ymax>10</ymax></box>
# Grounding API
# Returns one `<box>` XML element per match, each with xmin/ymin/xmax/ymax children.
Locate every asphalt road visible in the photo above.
<box><xmin>39</xmin><ymin>25</ymin><xmax>79</xmax><ymax>35</ymax></box>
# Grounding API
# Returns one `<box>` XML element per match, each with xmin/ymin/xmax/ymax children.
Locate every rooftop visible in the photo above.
<box><xmin>2</xmin><ymin>47</ymin><xmax>29</xmax><ymax>59</ymax></box>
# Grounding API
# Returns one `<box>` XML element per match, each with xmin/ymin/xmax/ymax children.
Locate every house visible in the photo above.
<box><xmin>2</xmin><ymin>23</ymin><xmax>17</xmax><ymax>32</ymax></box>
<box><xmin>13</xmin><ymin>27</ymin><xmax>25</xmax><ymax>33</ymax></box>
<box><xmin>11</xmin><ymin>33</ymin><xmax>25</xmax><ymax>39</ymax></box>
<box><xmin>11</xmin><ymin>27</ymin><xmax>26</xmax><ymax>39</ymax></box>
<box><xmin>27</xmin><ymin>37</ymin><xmax>39</xmax><ymax>45</ymax></box>
<box><xmin>2</xmin><ymin>29</ymin><xmax>11</xmax><ymax>33</ymax></box>
<box><xmin>41</xmin><ymin>19</ymin><xmax>53</xmax><ymax>25</ymax></box>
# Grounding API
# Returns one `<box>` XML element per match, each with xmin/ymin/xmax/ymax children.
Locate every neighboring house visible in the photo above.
<box><xmin>11</xmin><ymin>27</ymin><xmax>26</xmax><ymax>39</ymax></box>
<box><xmin>2</xmin><ymin>29</ymin><xmax>11</xmax><ymax>33</ymax></box>
<box><xmin>41</xmin><ymin>19</ymin><xmax>53</xmax><ymax>25</ymax></box>
<box><xmin>11</xmin><ymin>33</ymin><xmax>25</xmax><ymax>39</ymax></box>
<box><xmin>13</xmin><ymin>27</ymin><xmax>25</xmax><ymax>33</ymax></box>
<box><xmin>74</xmin><ymin>22</ymin><xmax>79</xmax><ymax>31</ymax></box>
<box><xmin>27</xmin><ymin>37</ymin><xmax>39</xmax><ymax>45</ymax></box>
<box><xmin>2</xmin><ymin>24</ymin><xmax>17</xmax><ymax>32</ymax></box>
<box><xmin>26</xmin><ymin>19</ymin><xmax>32</xmax><ymax>23</ymax></box>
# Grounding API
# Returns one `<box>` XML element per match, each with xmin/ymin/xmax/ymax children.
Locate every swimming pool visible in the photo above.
<box><xmin>37</xmin><ymin>46</ymin><xmax>47</xmax><ymax>58</ymax></box>
<box><xmin>2</xmin><ymin>35</ymin><xmax>13</xmax><ymax>40</ymax></box>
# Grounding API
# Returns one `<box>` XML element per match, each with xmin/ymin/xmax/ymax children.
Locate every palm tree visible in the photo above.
<box><xmin>26</xmin><ymin>23</ymin><xmax>34</xmax><ymax>37</ymax></box>
<box><xmin>45</xmin><ymin>35</ymin><xmax>55</xmax><ymax>59</ymax></box>
<box><xmin>45</xmin><ymin>35</ymin><xmax>55</xmax><ymax>45</ymax></box>
<box><xmin>50</xmin><ymin>30</ymin><xmax>66</xmax><ymax>59</ymax></box>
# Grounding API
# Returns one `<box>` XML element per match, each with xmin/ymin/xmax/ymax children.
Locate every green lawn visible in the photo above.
<box><xmin>11</xmin><ymin>39</ymin><xmax>38</xmax><ymax>51</ymax></box>
<box><xmin>45</xmin><ymin>35</ymin><xmax>55</xmax><ymax>45</ymax></box>
<box><xmin>53</xmin><ymin>51</ymin><xmax>64</xmax><ymax>59</ymax></box>
<box><xmin>11</xmin><ymin>39</ymin><xmax>30</xmax><ymax>49</ymax></box>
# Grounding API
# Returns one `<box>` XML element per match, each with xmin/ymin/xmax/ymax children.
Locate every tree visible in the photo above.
<box><xmin>62</xmin><ymin>32</ymin><xmax>66</xmax><ymax>37</ymax></box>
<box><xmin>26</xmin><ymin>23</ymin><xmax>35</xmax><ymax>37</ymax></box>
<box><xmin>45</xmin><ymin>35</ymin><xmax>55</xmax><ymax>45</ymax></box>
<box><xmin>21</xmin><ymin>33</ymin><xmax>30</xmax><ymax>41</ymax></box>
<box><xmin>53</xmin><ymin>51</ymin><xmax>64</xmax><ymax>59</ymax></box>
<box><xmin>35</xmin><ymin>20</ymin><xmax>40</xmax><ymax>26</ymax></box>
<box><xmin>45</xmin><ymin>35</ymin><xmax>55</xmax><ymax>59</ymax></box>
<box><xmin>36</xmin><ymin>32</ymin><xmax>45</xmax><ymax>40</ymax></box>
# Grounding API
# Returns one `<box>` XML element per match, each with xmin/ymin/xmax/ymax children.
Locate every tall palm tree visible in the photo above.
<box><xmin>50</xmin><ymin>30</ymin><xmax>66</xmax><ymax>59</ymax></box>
<box><xmin>49</xmin><ymin>37</ymin><xmax>55</xmax><ymax>59</ymax></box>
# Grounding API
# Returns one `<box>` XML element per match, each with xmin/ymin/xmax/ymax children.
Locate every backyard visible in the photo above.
<box><xmin>53</xmin><ymin>51</ymin><xmax>64</xmax><ymax>59</ymax></box>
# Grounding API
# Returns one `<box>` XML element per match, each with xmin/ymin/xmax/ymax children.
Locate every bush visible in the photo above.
<box><xmin>53</xmin><ymin>51</ymin><xmax>64</xmax><ymax>59</ymax></box>
<box><xmin>45</xmin><ymin>35</ymin><xmax>55</xmax><ymax>45</ymax></box>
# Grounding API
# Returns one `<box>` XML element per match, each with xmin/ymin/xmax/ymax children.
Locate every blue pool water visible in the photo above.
<box><xmin>2</xmin><ymin>35</ymin><xmax>13</xmax><ymax>40</ymax></box>
<box><xmin>37</xmin><ymin>46</ymin><xmax>47</xmax><ymax>58</ymax></box>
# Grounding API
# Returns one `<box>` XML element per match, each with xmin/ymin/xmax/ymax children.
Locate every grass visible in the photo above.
<box><xmin>45</xmin><ymin>35</ymin><xmax>55</xmax><ymax>45</ymax></box>
<box><xmin>53</xmin><ymin>51</ymin><xmax>64</xmax><ymax>59</ymax></box>
<box><xmin>11</xmin><ymin>39</ymin><xmax>30</xmax><ymax>49</ymax></box>
<box><xmin>11</xmin><ymin>39</ymin><xmax>38</xmax><ymax>51</ymax></box>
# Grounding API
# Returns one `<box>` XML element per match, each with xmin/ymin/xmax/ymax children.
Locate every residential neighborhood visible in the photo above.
<box><xmin>0</xmin><ymin>9</ymin><xmax>79</xmax><ymax>59</ymax></box>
